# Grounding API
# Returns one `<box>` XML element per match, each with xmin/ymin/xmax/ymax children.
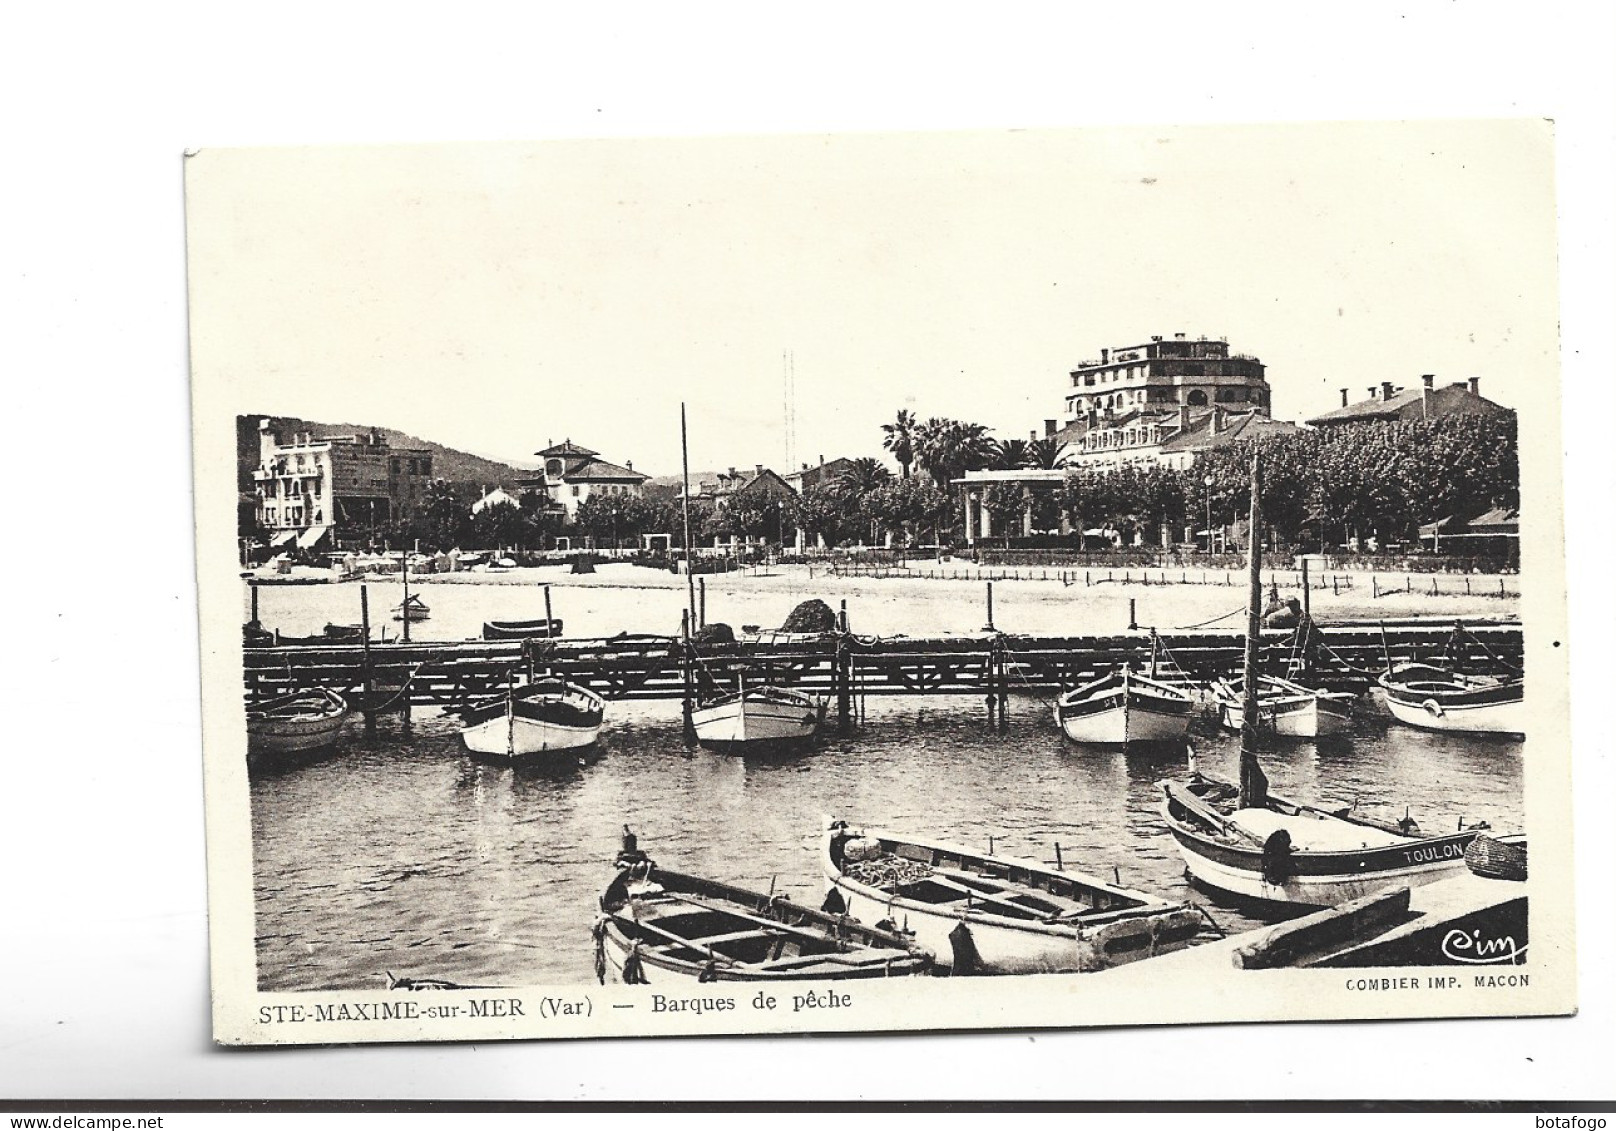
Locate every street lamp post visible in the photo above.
<box><xmin>1203</xmin><ymin>474</ymin><xmax>1215</xmax><ymax>554</ymax></box>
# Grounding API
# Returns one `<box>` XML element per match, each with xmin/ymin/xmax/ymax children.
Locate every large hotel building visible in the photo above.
<box><xmin>1062</xmin><ymin>332</ymin><xmax>1271</xmax><ymax>420</ymax></box>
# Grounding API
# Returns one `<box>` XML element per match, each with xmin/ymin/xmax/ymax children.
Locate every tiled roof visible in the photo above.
<box><xmin>535</xmin><ymin>439</ymin><xmax>601</xmax><ymax>458</ymax></box>
<box><xmin>562</xmin><ymin>457</ymin><xmax>649</xmax><ymax>482</ymax></box>
<box><xmin>1304</xmin><ymin>383</ymin><xmax>1509</xmax><ymax>427</ymax></box>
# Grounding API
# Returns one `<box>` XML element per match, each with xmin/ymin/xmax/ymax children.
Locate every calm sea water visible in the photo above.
<box><xmin>246</xmin><ymin>575</ymin><xmax>1525</xmax><ymax>990</ymax></box>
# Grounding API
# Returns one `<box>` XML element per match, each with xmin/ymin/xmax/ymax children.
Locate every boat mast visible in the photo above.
<box><xmin>680</xmin><ymin>402</ymin><xmax>698</xmax><ymax>632</ymax></box>
<box><xmin>1239</xmin><ymin>450</ymin><xmax>1268</xmax><ymax>809</ymax></box>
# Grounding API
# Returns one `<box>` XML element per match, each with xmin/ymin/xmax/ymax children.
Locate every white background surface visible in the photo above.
<box><xmin>3</xmin><ymin>0</ymin><xmax>1612</xmax><ymax>1104</ymax></box>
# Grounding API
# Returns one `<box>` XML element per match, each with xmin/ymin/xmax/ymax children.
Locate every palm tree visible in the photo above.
<box><xmin>989</xmin><ymin>437</ymin><xmax>1031</xmax><ymax>471</ymax></box>
<box><xmin>1027</xmin><ymin>435</ymin><xmax>1070</xmax><ymax>470</ymax></box>
<box><xmin>915</xmin><ymin>418</ymin><xmax>994</xmax><ymax>487</ymax></box>
<box><xmin>881</xmin><ymin>409</ymin><xmax>917</xmax><ymax>480</ymax></box>
<box><xmin>832</xmin><ymin>456</ymin><xmax>891</xmax><ymax>499</ymax></box>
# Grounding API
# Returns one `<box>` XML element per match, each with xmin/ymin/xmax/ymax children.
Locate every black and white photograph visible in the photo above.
<box><xmin>186</xmin><ymin>121</ymin><xmax>1572</xmax><ymax>1045</ymax></box>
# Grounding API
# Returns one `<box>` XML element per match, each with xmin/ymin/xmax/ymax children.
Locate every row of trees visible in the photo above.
<box><xmin>970</xmin><ymin>413</ymin><xmax>1519</xmax><ymax>549</ymax></box>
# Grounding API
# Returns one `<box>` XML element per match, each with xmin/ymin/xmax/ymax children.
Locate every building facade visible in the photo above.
<box><xmin>253</xmin><ymin>421</ymin><xmax>433</xmax><ymax>549</ymax></box>
<box><xmin>1064</xmin><ymin>333</ymin><xmax>1271</xmax><ymax>421</ymax></box>
<box><xmin>520</xmin><ymin>439</ymin><xmax>650</xmax><ymax>520</ymax></box>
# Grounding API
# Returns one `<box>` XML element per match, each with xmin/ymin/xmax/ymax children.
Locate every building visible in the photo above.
<box><xmin>253</xmin><ymin>420</ymin><xmax>433</xmax><ymax>549</ymax></box>
<box><xmin>519</xmin><ymin>439</ymin><xmax>650</xmax><ymax>520</ymax></box>
<box><xmin>1063</xmin><ymin>333</ymin><xmax>1272</xmax><ymax>421</ymax></box>
<box><xmin>685</xmin><ymin>464</ymin><xmax>800</xmax><ymax>548</ymax></box>
<box><xmin>783</xmin><ymin>457</ymin><xmax>859</xmax><ymax>494</ymax></box>
<box><xmin>1305</xmin><ymin>375</ymin><xmax>1509</xmax><ymax>428</ymax></box>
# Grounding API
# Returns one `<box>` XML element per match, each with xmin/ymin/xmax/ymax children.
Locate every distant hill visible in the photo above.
<box><xmin>237</xmin><ymin>414</ymin><xmax>531</xmax><ymax>492</ymax></box>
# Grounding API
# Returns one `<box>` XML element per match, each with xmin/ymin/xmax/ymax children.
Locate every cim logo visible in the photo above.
<box><xmin>1440</xmin><ymin>928</ymin><xmax>1527</xmax><ymax>965</ymax></box>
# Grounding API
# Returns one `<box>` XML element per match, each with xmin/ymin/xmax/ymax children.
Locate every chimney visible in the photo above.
<box><xmin>1212</xmin><ymin>406</ymin><xmax>1225</xmax><ymax>434</ymax></box>
<box><xmin>1175</xmin><ymin>332</ymin><xmax>1186</xmax><ymax>339</ymax></box>
<box><xmin>754</xmin><ymin>464</ymin><xmax>763</xmax><ymax>478</ymax></box>
<box><xmin>1029</xmin><ymin>430</ymin><xmax>1037</xmax><ymax>442</ymax></box>
<box><xmin>1422</xmin><ymin>374</ymin><xmax>1435</xmax><ymax>389</ymax></box>
<box><xmin>1468</xmin><ymin>376</ymin><xmax>1480</xmax><ymax>395</ymax></box>
<box><xmin>626</xmin><ymin>460</ymin><xmax>633</xmax><ymax>470</ymax></box>
<box><xmin>1178</xmin><ymin>404</ymin><xmax>1191</xmax><ymax>431</ymax></box>
<box><xmin>1380</xmin><ymin>381</ymin><xmax>1395</xmax><ymax>402</ymax></box>
<box><xmin>1367</xmin><ymin>387</ymin><xmax>1377</xmax><ymax>403</ymax></box>
<box><xmin>1340</xmin><ymin>388</ymin><xmax>1349</xmax><ymax>407</ymax></box>
<box><xmin>1100</xmin><ymin>348</ymin><xmax>1110</xmax><ymax>363</ymax></box>
<box><xmin>1044</xmin><ymin>419</ymin><xmax>1057</xmax><ymax>437</ymax></box>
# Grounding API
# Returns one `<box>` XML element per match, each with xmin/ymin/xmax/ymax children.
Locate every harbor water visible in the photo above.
<box><xmin>245</xmin><ymin>574</ymin><xmax>1525</xmax><ymax>990</ymax></box>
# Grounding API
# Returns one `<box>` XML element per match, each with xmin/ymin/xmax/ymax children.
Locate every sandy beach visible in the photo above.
<box><xmin>245</xmin><ymin>559</ymin><xmax>1520</xmax><ymax>641</ymax></box>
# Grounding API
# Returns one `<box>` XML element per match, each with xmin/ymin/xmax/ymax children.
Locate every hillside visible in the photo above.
<box><xmin>237</xmin><ymin>414</ymin><xmax>531</xmax><ymax>492</ymax></box>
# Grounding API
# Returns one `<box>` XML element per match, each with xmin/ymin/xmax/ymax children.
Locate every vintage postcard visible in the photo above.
<box><xmin>186</xmin><ymin>121</ymin><xmax>1573</xmax><ymax>1045</ymax></box>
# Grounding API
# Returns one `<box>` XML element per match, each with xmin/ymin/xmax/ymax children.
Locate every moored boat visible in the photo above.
<box><xmin>1211</xmin><ymin>675</ymin><xmax>1355</xmax><ymax>739</ymax></box>
<box><xmin>1159</xmin><ymin>766</ymin><xmax>1484</xmax><ymax>908</ymax></box>
<box><xmin>392</xmin><ymin>594</ymin><xmax>431</xmax><ymax>622</ymax></box>
<box><xmin>1378</xmin><ymin>662</ymin><xmax>1523</xmax><ymax>737</ymax></box>
<box><xmin>481</xmin><ymin>617</ymin><xmax>564</xmax><ymax>640</ymax></box>
<box><xmin>1053</xmin><ymin>666</ymin><xmax>1194</xmax><ymax>746</ymax></box>
<box><xmin>246</xmin><ymin>688</ymin><xmax>349</xmax><ymax>758</ymax></box>
<box><xmin>457</xmin><ymin>679</ymin><xmax>604</xmax><ymax>762</ymax></box>
<box><xmin>820</xmin><ymin>818</ymin><xmax>1205</xmax><ymax>974</ymax></box>
<box><xmin>692</xmin><ymin>677</ymin><xmax>826</xmax><ymax>751</ymax></box>
<box><xmin>595</xmin><ymin>834</ymin><xmax>934</xmax><ymax>983</ymax></box>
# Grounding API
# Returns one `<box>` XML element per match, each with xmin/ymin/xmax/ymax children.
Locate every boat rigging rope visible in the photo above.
<box><xmin>1174</xmin><ymin>605</ymin><xmax>1246</xmax><ymax>631</ymax></box>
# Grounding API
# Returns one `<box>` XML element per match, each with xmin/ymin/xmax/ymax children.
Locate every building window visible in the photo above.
<box><xmin>1187</xmin><ymin>390</ymin><xmax>1208</xmax><ymax>406</ymax></box>
<box><xmin>572</xmin><ymin>486</ymin><xmax>580</xmax><ymax>497</ymax></box>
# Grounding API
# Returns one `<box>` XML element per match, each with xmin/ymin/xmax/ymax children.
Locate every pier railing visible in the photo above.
<box><xmin>243</xmin><ymin>620</ymin><xmax>1524</xmax><ymax>725</ymax></box>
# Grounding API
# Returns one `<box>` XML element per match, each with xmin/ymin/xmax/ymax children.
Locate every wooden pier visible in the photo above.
<box><xmin>242</xmin><ymin>616</ymin><xmax>1523</xmax><ymax>731</ymax></box>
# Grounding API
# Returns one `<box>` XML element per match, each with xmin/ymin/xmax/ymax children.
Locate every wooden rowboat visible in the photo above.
<box><xmin>392</xmin><ymin>595</ymin><xmax>431</xmax><ymax>622</ymax></box>
<box><xmin>246</xmin><ymin>688</ymin><xmax>349</xmax><ymax>758</ymax></box>
<box><xmin>692</xmin><ymin>676</ymin><xmax>826</xmax><ymax>751</ymax></box>
<box><xmin>820</xmin><ymin>818</ymin><xmax>1204</xmax><ymax>974</ymax></box>
<box><xmin>481</xmin><ymin>617</ymin><xmax>564</xmax><ymax>640</ymax></box>
<box><xmin>1378</xmin><ymin>662</ymin><xmax>1523</xmax><ymax>737</ymax></box>
<box><xmin>595</xmin><ymin>834</ymin><xmax>934</xmax><ymax>984</ymax></box>
<box><xmin>457</xmin><ymin>679</ymin><xmax>604</xmax><ymax>762</ymax></box>
<box><xmin>1053</xmin><ymin>666</ymin><xmax>1194</xmax><ymax>746</ymax></box>
<box><xmin>1211</xmin><ymin>675</ymin><xmax>1355</xmax><ymax>739</ymax></box>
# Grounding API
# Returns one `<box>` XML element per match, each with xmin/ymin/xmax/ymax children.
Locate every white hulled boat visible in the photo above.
<box><xmin>692</xmin><ymin>676</ymin><xmax>826</xmax><ymax>751</ymax></box>
<box><xmin>821</xmin><ymin>819</ymin><xmax>1204</xmax><ymax>974</ymax></box>
<box><xmin>458</xmin><ymin>679</ymin><xmax>604</xmax><ymax>762</ymax></box>
<box><xmin>1212</xmin><ymin>675</ymin><xmax>1355</xmax><ymax>739</ymax></box>
<box><xmin>1053</xmin><ymin>667</ymin><xmax>1194</xmax><ymax>746</ymax></box>
<box><xmin>1378</xmin><ymin>662</ymin><xmax>1523</xmax><ymax>737</ymax></box>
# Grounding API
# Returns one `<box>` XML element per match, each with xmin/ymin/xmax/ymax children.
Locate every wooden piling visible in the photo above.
<box><xmin>359</xmin><ymin>584</ymin><xmax>376</xmax><ymax>737</ymax></box>
<box><xmin>1128</xmin><ymin>598</ymin><xmax>1137</xmax><ymax>631</ymax></box>
<box><xmin>1300</xmin><ymin>557</ymin><xmax>1311</xmax><ymax>621</ymax></box>
<box><xmin>680</xmin><ymin>609</ymin><xmax>696</xmax><ymax>744</ymax></box>
<box><xmin>544</xmin><ymin>585</ymin><xmax>554</xmax><ymax>637</ymax></box>
<box><xmin>249</xmin><ymin>581</ymin><xmax>260</xmax><ymax>625</ymax></box>
<box><xmin>400</xmin><ymin>552</ymin><xmax>411</xmax><ymax>644</ymax></box>
<box><xmin>985</xmin><ymin>581</ymin><xmax>995</xmax><ymax>632</ymax></box>
<box><xmin>699</xmin><ymin>577</ymin><xmax>707</xmax><ymax>629</ymax></box>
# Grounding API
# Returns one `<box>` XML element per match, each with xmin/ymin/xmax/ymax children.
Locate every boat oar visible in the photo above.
<box><xmin>609</xmin><ymin>912</ymin><xmax>743</xmax><ymax>968</ymax></box>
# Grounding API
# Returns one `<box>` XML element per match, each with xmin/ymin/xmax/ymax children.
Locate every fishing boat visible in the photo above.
<box><xmin>820</xmin><ymin>818</ymin><xmax>1205</xmax><ymax>974</ymax></box>
<box><xmin>1378</xmin><ymin>662</ymin><xmax>1524</xmax><ymax>737</ymax></box>
<box><xmin>595</xmin><ymin>833</ymin><xmax>934</xmax><ymax>984</ymax></box>
<box><xmin>457</xmin><ymin>679</ymin><xmax>604</xmax><ymax>761</ymax></box>
<box><xmin>481</xmin><ymin>617</ymin><xmax>564</xmax><ymax>640</ymax></box>
<box><xmin>1211</xmin><ymin>675</ymin><xmax>1355</xmax><ymax>739</ymax></box>
<box><xmin>1158</xmin><ymin>450</ymin><xmax>1489</xmax><ymax>909</ymax></box>
<box><xmin>246</xmin><ymin>688</ymin><xmax>349</xmax><ymax>758</ymax></box>
<box><xmin>392</xmin><ymin>594</ymin><xmax>430</xmax><ymax>622</ymax></box>
<box><xmin>1159</xmin><ymin>765</ymin><xmax>1484</xmax><ymax>908</ymax></box>
<box><xmin>692</xmin><ymin>674</ymin><xmax>827</xmax><ymax>751</ymax></box>
<box><xmin>1053</xmin><ymin>666</ymin><xmax>1194</xmax><ymax>746</ymax></box>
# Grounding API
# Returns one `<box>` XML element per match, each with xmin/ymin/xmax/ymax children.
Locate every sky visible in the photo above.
<box><xmin>186</xmin><ymin>120</ymin><xmax>1559</xmax><ymax>478</ymax></box>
